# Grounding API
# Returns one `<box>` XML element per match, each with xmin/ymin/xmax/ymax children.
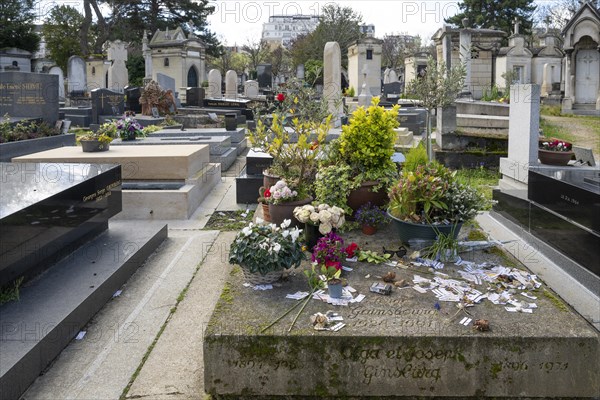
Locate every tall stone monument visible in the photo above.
<box><xmin>207</xmin><ymin>69</ymin><xmax>221</xmax><ymax>98</ymax></box>
<box><xmin>142</xmin><ymin>30</ymin><xmax>153</xmax><ymax>84</ymax></box>
<box><xmin>107</xmin><ymin>40</ymin><xmax>129</xmax><ymax>93</ymax></box>
<box><xmin>459</xmin><ymin>20</ymin><xmax>472</xmax><ymax>96</ymax></box>
<box><xmin>499</xmin><ymin>84</ymin><xmax>541</xmax><ymax>194</ymax></box>
<box><xmin>323</xmin><ymin>42</ymin><xmax>343</xmax><ymax>119</ymax></box>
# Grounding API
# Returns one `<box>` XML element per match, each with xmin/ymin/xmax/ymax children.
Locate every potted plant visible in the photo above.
<box><xmin>310</xmin><ymin>232</ymin><xmax>348</xmax><ymax>299</ymax></box>
<box><xmin>116</xmin><ymin>116</ymin><xmax>144</xmax><ymax>141</ymax></box>
<box><xmin>266</xmin><ymin>180</ymin><xmax>312</xmax><ymax>228</ymax></box>
<box><xmin>354</xmin><ymin>202</ymin><xmax>390</xmax><ymax>235</ymax></box>
<box><xmin>228</xmin><ymin>219</ymin><xmax>305</xmax><ymax>285</ymax></box>
<box><xmin>293</xmin><ymin>203</ymin><xmax>346</xmax><ymax>249</ymax></box>
<box><xmin>257</xmin><ymin>186</ymin><xmax>271</xmax><ymax>222</ymax></box>
<box><xmin>327</xmin><ymin>97</ymin><xmax>399</xmax><ymax>213</ymax></box>
<box><xmin>538</xmin><ymin>139</ymin><xmax>573</xmax><ymax>166</ymax></box>
<box><xmin>387</xmin><ymin>162</ymin><xmax>489</xmax><ymax>241</ymax></box>
<box><xmin>78</xmin><ymin>122</ymin><xmax>115</xmax><ymax>152</ymax></box>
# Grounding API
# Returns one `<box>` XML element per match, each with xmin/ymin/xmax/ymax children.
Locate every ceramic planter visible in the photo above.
<box><xmin>388</xmin><ymin>211</ymin><xmax>462</xmax><ymax>242</ymax></box>
<box><xmin>81</xmin><ymin>140</ymin><xmax>110</xmax><ymax>152</ymax></box>
<box><xmin>268</xmin><ymin>197</ymin><xmax>313</xmax><ymax>228</ymax></box>
<box><xmin>538</xmin><ymin>149</ymin><xmax>574</xmax><ymax>166</ymax></box>
<box><xmin>361</xmin><ymin>225</ymin><xmax>377</xmax><ymax>235</ymax></box>
<box><xmin>327</xmin><ymin>279</ymin><xmax>343</xmax><ymax>299</ymax></box>
<box><xmin>347</xmin><ymin>181</ymin><xmax>388</xmax><ymax>217</ymax></box>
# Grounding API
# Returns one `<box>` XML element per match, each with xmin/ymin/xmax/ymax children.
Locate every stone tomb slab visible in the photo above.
<box><xmin>152</xmin><ymin>127</ymin><xmax>246</xmax><ymax>144</ymax></box>
<box><xmin>111</xmin><ymin>136</ymin><xmax>236</xmax><ymax>172</ymax></box>
<box><xmin>12</xmin><ymin>145</ymin><xmax>210</xmax><ymax>181</ymax></box>
<box><xmin>204</xmin><ymin>230</ymin><xmax>599</xmax><ymax>398</ymax></box>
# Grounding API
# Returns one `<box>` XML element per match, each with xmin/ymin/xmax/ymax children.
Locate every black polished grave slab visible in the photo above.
<box><xmin>236</xmin><ymin>167</ymin><xmax>263</xmax><ymax>204</ymax></box>
<box><xmin>528</xmin><ymin>166</ymin><xmax>600</xmax><ymax>233</ymax></box>
<box><xmin>186</xmin><ymin>87</ymin><xmax>205</xmax><ymax>107</ymax></box>
<box><xmin>0</xmin><ymin>163</ymin><xmax>122</xmax><ymax>287</ymax></box>
<box><xmin>90</xmin><ymin>88</ymin><xmax>125</xmax><ymax>124</ymax></box>
<box><xmin>124</xmin><ymin>86</ymin><xmax>142</xmax><ymax>113</ymax></box>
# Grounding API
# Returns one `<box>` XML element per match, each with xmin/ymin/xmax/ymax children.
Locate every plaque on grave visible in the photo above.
<box><xmin>0</xmin><ymin>163</ymin><xmax>122</xmax><ymax>287</ymax></box>
<box><xmin>383</xmin><ymin>82</ymin><xmax>402</xmax><ymax>100</ymax></box>
<box><xmin>0</xmin><ymin>72</ymin><xmax>59</xmax><ymax>125</ymax></box>
<box><xmin>90</xmin><ymin>88</ymin><xmax>124</xmax><ymax>124</ymax></box>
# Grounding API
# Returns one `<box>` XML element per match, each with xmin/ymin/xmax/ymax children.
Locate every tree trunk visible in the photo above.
<box><xmin>426</xmin><ymin>109</ymin><xmax>433</xmax><ymax>161</ymax></box>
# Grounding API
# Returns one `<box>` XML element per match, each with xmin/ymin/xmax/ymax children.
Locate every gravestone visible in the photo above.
<box><xmin>156</xmin><ymin>73</ymin><xmax>181</xmax><ymax>108</ymax></box>
<box><xmin>437</xmin><ymin>105</ymin><xmax>457</xmax><ymax>145</ymax></box>
<box><xmin>541</xmin><ymin>63</ymin><xmax>552</xmax><ymax>97</ymax></box>
<box><xmin>0</xmin><ymin>72</ymin><xmax>59</xmax><ymax>124</ymax></box>
<box><xmin>90</xmin><ymin>88</ymin><xmax>124</xmax><ymax>124</ymax></box>
<box><xmin>499</xmin><ymin>84</ymin><xmax>540</xmax><ymax>190</ymax></box>
<box><xmin>107</xmin><ymin>40</ymin><xmax>129</xmax><ymax>92</ymax></box>
<box><xmin>459</xmin><ymin>28</ymin><xmax>472</xmax><ymax>95</ymax></box>
<box><xmin>225</xmin><ymin>70</ymin><xmax>237</xmax><ymax>99</ymax></box>
<box><xmin>67</xmin><ymin>55</ymin><xmax>86</xmax><ymax>96</ymax></box>
<box><xmin>296</xmin><ymin>64</ymin><xmax>304</xmax><ymax>80</ymax></box>
<box><xmin>383</xmin><ymin>82</ymin><xmax>402</xmax><ymax>99</ymax></box>
<box><xmin>323</xmin><ymin>42</ymin><xmax>343</xmax><ymax>118</ymax></box>
<box><xmin>207</xmin><ymin>69</ymin><xmax>222</xmax><ymax>98</ymax></box>
<box><xmin>125</xmin><ymin>86</ymin><xmax>142</xmax><ymax>113</ymax></box>
<box><xmin>186</xmin><ymin>87</ymin><xmax>205</xmax><ymax>106</ymax></box>
<box><xmin>257</xmin><ymin>64</ymin><xmax>272</xmax><ymax>88</ymax></box>
<box><xmin>244</xmin><ymin>80</ymin><xmax>259</xmax><ymax>98</ymax></box>
<box><xmin>48</xmin><ymin>66</ymin><xmax>65</xmax><ymax>100</ymax></box>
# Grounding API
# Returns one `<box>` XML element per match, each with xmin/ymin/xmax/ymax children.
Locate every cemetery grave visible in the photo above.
<box><xmin>204</xmin><ymin>224</ymin><xmax>599</xmax><ymax>398</ymax></box>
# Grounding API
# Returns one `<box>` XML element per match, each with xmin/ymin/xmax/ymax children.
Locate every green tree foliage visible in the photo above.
<box><xmin>289</xmin><ymin>4</ymin><xmax>362</xmax><ymax>69</ymax></box>
<box><xmin>106</xmin><ymin>0</ymin><xmax>220</xmax><ymax>55</ymax></box>
<box><xmin>126</xmin><ymin>54</ymin><xmax>145</xmax><ymax>87</ymax></box>
<box><xmin>42</xmin><ymin>6</ymin><xmax>86</xmax><ymax>71</ymax></box>
<box><xmin>0</xmin><ymin>0</ymin><xmax>40</xmax><ymax>53</ymax></box>
<box><xmin>242</xmin><ymin>39</ymin><xmax>269</xmax><ymax>75</ymax></box>
<box><xmin>381</xmin><ymin>34</ymin><xmax>422</xmax><ymax>70</ymax></box>
<box><xmin>445</xmin><ymin>0</ymin><xmax>536</xmax><ymax>38</ymax></box>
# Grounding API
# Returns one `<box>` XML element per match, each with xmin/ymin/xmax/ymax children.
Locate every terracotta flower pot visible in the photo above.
<box><xmin>268</xmin><ymin>197</ymin><xmax>313</xmax><ymax>228</ymax></box>
<box><xmin>261</xmin><ymin>202</ymin><xmax>271</xmax><ymax>222</ymax></box>
<box><xmin>361</xmin><ymin>224</ymin><xmax>377</xmax><ymax>235</ymax></box>
<box><xmin>538</xmin><ymin>149</ymin><xmax>574</xmax><ymax>166</ymax></box>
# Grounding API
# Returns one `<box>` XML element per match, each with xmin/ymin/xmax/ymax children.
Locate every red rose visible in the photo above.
<box><xmin>276</xmin><ymin>93</ymin><xmax>285</xmax><ymax>102</ymax></box>
<box><xmin>264</xmin><ymin>188</ymin><xmax>271</xmax><ymax>198</ymax></box>
<box><xmin>345</xmin><ymin>243</ymin><xmax>359</xmax><ymax>258</ymax></box>
<box><xmin>326</xmin><ymin>260</ymin><xmax>342</xmax><ymax>270</ymax></box>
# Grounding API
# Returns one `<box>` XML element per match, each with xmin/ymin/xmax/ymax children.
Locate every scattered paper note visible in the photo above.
<box><xmin>75</xmin><ymin>331</ymin><xmax>86</xmax><ymax>340</ymax></box>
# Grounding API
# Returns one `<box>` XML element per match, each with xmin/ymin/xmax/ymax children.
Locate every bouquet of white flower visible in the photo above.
<box><xmin>293</xmin><ymin>203</ymin><xmax>345</xmax><ymax>235</ymax></box>
<box><xmin>229</xmin><ymin>218</ymin><xmax>305</xmax><ymax>275</ymax></box>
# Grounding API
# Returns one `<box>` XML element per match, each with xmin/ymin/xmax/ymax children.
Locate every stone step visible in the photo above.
<box><xmin>113</xmin><ymin>135</ymin><xmax>232</xmax><ymax>156</ymax></box>
<box><xmin>210</xmin><ymin>147</ymin><xmax>237</xmax><ymax>171</ymax></box>
<box><xmin>0</xmin><ymin>221</ymin><xmax>168</xmax><ymax>400</ymax></box>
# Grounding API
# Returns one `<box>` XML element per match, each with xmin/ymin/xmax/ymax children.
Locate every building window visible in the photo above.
<box><xmin>164</xmin><ymin>58</ymin><xmax>169</xmax><ymax>67</ymax></box>
<box><xmin>366</xmin><ymin>49</ymin><xmax>373</xmax><ymax>60</ymax></box>
<box><xmin>92</xmin><ymin>66</ymin><xmax>96</xmax><ymax>75</ymax></box>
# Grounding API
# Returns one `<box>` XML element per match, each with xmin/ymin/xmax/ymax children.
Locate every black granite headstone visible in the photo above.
<box><xmin>383</xmin><ymin>82</ymin><xmax>402</xmax><ymax>99</ymax></box>
<box><xmin>186</xmin><ymin>87</ymin><xmax>205</xmax><ymax>107</ymax></box>
<box><xmin>257</xmin><ymin>64</ymin><xmax>272</xmax><ymax>88</ymax></box>
<box><xmin>90</xmin><ymin>88</ymin><xmax>124</xmax><ymax>124</ymax></box>
<box><xmin>125</xmin><ymin>86</ymin><xmax>142</xmax><ymax>113</ymax></box>
<box><xmin>0</xmin><ymin>72</ymin><xmax>59</xmax><ymax>125</ymax></box>
<box><xmin>0</xmin><ymin>163</ymin><xmax>122</xmax><ymax>287</ymax></box>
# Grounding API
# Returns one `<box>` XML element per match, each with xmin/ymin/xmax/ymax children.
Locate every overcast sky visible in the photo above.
<box><xmin>37</xmin><ymin>0</ymin><xmax>561</xmax><ymax>46</ymax></box>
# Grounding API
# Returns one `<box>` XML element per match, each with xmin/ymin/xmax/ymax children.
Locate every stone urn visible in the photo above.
<box><xmin>81</xmin><ymin>140</ymin><xmax>110</xmax><ymax>152</ymax></box>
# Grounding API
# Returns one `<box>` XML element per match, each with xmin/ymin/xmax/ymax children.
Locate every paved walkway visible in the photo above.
<box><xmin>21</xmin><ymin>157</ymin><xmax>599</xmax><ymax>399</ymax></box>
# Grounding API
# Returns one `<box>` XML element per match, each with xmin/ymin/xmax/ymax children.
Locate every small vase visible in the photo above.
<box><xmin>327</xmin><ymin>279</ymin><xmax>343</xmax><ymax>299</ymax></box>
<box><xmin>438</xmin><ymin>248</ymin><xmax>459</xmax><ymax>263</ymax></box>
<box><xmin>538</xmin><ymin>149</ymin><xmax>573</xmax><ymax>166</ymax></box>
<box><xmin>304</xmin><ymin>223</ymin><xmax>323</xmax><ymax>250</ymax></box>
<box><xmin>361</xmin><ymin>224</ymin><xmax>377</xmax><ymax>235</ymax></box>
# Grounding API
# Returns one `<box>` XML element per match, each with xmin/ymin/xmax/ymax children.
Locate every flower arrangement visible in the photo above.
<box><xmin>293</xmin><ymin>203</ymin><xmax>345</xmax><ymax>235</ymax></box>
<box><xmin>116</xmin><ymin>116</ymin><xmax>144</xmax><ymax>140</ymax></box>
<box><xmin>354</xmin><ymin>202</ymin><xmax>390</xmax><ymax>227</ymax></box>
<box><xmin>78</xmin><ymin>122</ymin><xmax>115</xmax><ymax>146</ymax></box>
<box><xmin>388</xmin><ymin>162</ymin><xmax>488</xmax><ymax>224</ymax></box>
<box><xmin>540</xmin><ymin>139</ymin><xmax>572</xmax><ymax>152</ymax></box>
<box><xmin>228</xmin><ymin>219</ymin><xmax>305</xmax><ymax>276</ymax></box>
<box><xmin>267</xmin><ymin>180</ymin><xmax>298</xmax><ymax>204</ymax></box>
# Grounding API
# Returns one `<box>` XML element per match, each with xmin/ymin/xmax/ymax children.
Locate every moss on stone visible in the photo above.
<box><xmin>543</xmin><ymin>289</ymin><xmax>569</xmax><ymax>312</ymax></box>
